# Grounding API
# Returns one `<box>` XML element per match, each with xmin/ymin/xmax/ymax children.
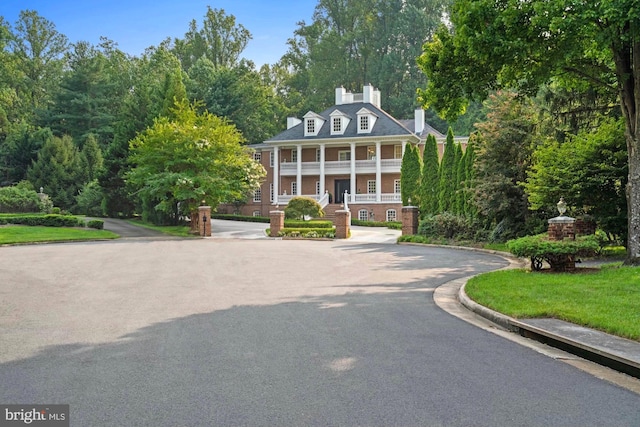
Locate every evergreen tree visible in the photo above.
<box><xmin>462</xmin><ymin>136</ymin><xmax>477</xmax><ymax>218</ymax></box>
<box><xmin>438</xmin><ymin>127</ymin><xmax>456</xmax><ymax>212</ymax></box>
<box><xmin>452</xmin><ymin>142</ymin><xmax>464</xmax><ymax>214</ymax></box>
<box><xmin>79</xmin><ymin>134</ymin><xmax>104</xmax><ymax>183</ymax></box>
<box><xmin>400</xmin><ymin>144</ymin><xmax>421</xmax><ymax>206</ymax></box>
<box><xmin>420</xmin><ymin>134</ymin><xmax>440</xmax><ymax>216</ymax></box>
<box><xmin>27</xmin><ymin>134</ymin><xmax>82</xmax><ymax>210</ymax></box>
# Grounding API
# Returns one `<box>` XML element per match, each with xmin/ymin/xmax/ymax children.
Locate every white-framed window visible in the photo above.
<box><xmin>291</xmin><ymin>181</ymin><xmax>297</xmax><ymax>195</ymax></box>
<box><xmin>360</xmin><ymin>115</ymin><xmax>369</xmax><ymax>131</ymax></box>
<box><xmin>333</xmin><ymin>117</ymin><xmax>342</xmax><ymax>133</ymax></box>
<box><xmin>394</xmin><ymin>145</ymin><xmax>402</xmax><ymax>159</ymax></box>
<box><xmin>394</xmin><ymin>179</ymin><xmax>401</xmax><ymax>194</ymax></box>
<box><xmin>270</xmin><ymin>152</ymin><xmax>274</xmax><ymax>167</ymax></box>
<box><xmin>306</xmin><ymin>119</ymin><xmax>315</xmax><ymax>134</ymax></box>
<box><xmin>270</xmin><ymin>183</ymin><xmax>274</xmax><ymax>202</ymax></box>
<box><xmin>338</xmin><ymin>150</ymin><xmax>351</xmax><ymax>161</ymax></box>
<box><xmin>316</xmin><ymin>148</ymin><xmax>321</xmax><ymax>162</ymax></box>
<box><xmin>367</xmin><ymin>146</ymin><xmax>376</xmax><ymax>160</ymax></box>
<box><xmin>253</xmin><ymin>188</ymin><xmax>261</xmax><ymax>202</ymax></box>
<box><xmin>253</xmin><ymin>152</ymin><xmax>261</xmax><ymax>162</ymax></box>
<box><xmin>316</xmin><ymin>181</ymin><xmax>320</xmax><ymax>195</ymax></box>
<box><xmin>291</xmin><ymin>149</ymin><xmax>297</xmax><ymax>163</ymax></box>
<box><xmin>386</xmin><ymin>209</ymin><xmax>397</xmax><ymax>222</ymax></box>
<box><xmin>252</xmin><ymin>210</ymin><xmax>261</xmax><ymax>217</ymax></box>
<box><xmin>358</xmin><ymin>209</ymin><xmax>369</xmax><ymax>221</ymax></box>
<box><xmin>367</xmin><ymin>180</ymin><xmax>376</xmax><ymax>194</ymax></box>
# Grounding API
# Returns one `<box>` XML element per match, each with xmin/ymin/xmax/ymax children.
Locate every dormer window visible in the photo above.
<box><xmin>329</xmin><ymin>109</ymin><xmax>350</xmax><ymax>135</ymax></box>
<box><xmin>333</xmin><ymin>117</ymin><xmax>341</xmax><ymax>133</ymax></box>
<box><xmin>303</xmin><ymin>111</ymin><xmax>325</xmax><ymax>136</ymax></box>
<box><xmin>356</xmin><ymin>107</ymin><xmax>378</xmax><ymax>134</ymax></box>
<box><xmin>360</xmin><ymin>116</ymin><xmax>369</xmax><ymax>131</ymax></box>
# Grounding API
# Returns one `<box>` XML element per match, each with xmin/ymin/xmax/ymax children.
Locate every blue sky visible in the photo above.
<box><xmin>1</xmin><ymin>0</ymin><xmax>318</xmax><ymax>66</ymax></box>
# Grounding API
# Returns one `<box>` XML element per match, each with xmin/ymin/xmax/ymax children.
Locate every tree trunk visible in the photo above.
<box><xmin>626</xmin><ymin>133</ymin><xmax>640</xmax><ymax>264</ymax></box>
<box><xmin>613</xmin><ymin>38</ymin><xmax>640</xmax><ymax>265</ymax></box>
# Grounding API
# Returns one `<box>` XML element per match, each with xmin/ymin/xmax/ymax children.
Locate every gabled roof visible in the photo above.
<box><xmin>265</xmin><ymin>102</ymin><xmax>416</xmax><ymax>143</ymax></box>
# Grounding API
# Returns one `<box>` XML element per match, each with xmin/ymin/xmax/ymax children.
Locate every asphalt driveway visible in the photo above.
<box><xmin>1</xmin><ymin>229</ymin><xmax>639</xmax><ymax>426</ymax></box>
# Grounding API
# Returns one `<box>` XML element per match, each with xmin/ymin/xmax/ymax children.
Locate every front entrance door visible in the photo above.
<box><xmin>334</xmin><ymin>179</ymin><xmax>350</xmax><ymax>204</ymax></box>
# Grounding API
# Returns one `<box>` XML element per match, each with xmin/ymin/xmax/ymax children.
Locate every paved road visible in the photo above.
<box><xmin>1</xmin><ymin>232</ymin><xmax>639</xmax><ymax>425</ymax></box>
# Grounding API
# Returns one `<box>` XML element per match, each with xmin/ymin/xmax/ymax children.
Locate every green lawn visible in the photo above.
<box><xmin>466</xmin><ymin>266</ymin><xmax>640</xmax><ymax>341</ymax></box>
<box><xmin>125</xmin><ymin>219</ymin><xmax>194</xmax><ymax>237</ymax></box>
<box><xmin>0</xmin><ymin>225</ymin><xmax>118</xmax><ymax>244</ymax></box>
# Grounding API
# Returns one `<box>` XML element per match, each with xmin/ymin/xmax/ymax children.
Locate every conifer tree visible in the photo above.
<box><xmin>420</xmin><ymin>134</ymin><xmax>440</xmax><ymax>216</ymax></box>
<box><xmin>453</xmin><ymin>142</ymin><xmax>464</xmax><ymax>214</ymax></box>
<box><xmin>438</xmin><ymin>127</ymin><xmax>456</xmax><ymax>212</ymax></box>
<box><xmin>400</xmin><ymin>144</ymin><xmax>421</xmax><ymax>206</ymax></box>
<box><xmin>463</xmin><ymin>136</ymin><xmax>477</xmax><ymax>218</ymax></box>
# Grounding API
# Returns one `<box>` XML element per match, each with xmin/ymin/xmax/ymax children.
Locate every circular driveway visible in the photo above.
<box><xmin>1</xmin><ymin>228</ymin><xmax>639</xmax><ymax>426</ymax></box>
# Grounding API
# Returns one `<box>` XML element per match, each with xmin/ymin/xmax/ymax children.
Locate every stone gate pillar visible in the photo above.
<box><xmin>270</xmin><ymin>210</ymin><xmax>285</xmax><ymax>237</ymax></box>
<box><xmin>402</xmin><ymin>206</ymin><xmax>419</xmax><ymax>236</ymax></box>
<box><xmin>335</xmin><ymin>209</ymin><xmax>351</xmax><ymax>239</ymax></box>
<box><xmin>198</xmin><ymin>206</ymin><xmax>212</xmax><ymax>237</ymax></box>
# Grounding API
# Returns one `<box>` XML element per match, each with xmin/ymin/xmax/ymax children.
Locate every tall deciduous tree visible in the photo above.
<box><xmin>282</xmin><ymin>0</ymin><xmax>451</xmax><ymax>118</ymax></box>
<box><xmin>420</xmin><ymin>134</ymin><xmax>440</xmax><ymax>216</ymax></box>
<box><xmin>417</xmin><ymin>0</ymin><xmax>640</xmax><ymax>263</ymax></box>
<box><xmin>173</xmin><ymin>7</ymin><xmax>251</xmax><ymax>71</ymax></box>
<box><xmin>9</xmin><ymin>10</ymin><xmax>68</xmax><ymax>116</ymax></box>
<box><xmin>127</xmin><ymin>100</ymin><xmax>265</xmax><ymax>225</ymax></box>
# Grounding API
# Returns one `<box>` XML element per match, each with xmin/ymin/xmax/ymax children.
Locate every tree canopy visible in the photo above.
<box><xmin>127</xmin><ymin>101</ymin><xmax>265</xmax><ymax>224</ymax></box>
<box><xmin>418</xmin><ymin>0</ymin><xmax>640</xmax><ymax>263</ymax></box>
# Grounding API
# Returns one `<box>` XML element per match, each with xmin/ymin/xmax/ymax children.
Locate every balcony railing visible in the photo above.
<box><xmin>274</xmin><ymin>193</ymin><xmax>401</xmax><ymax>205</ymax></box>
<box><xmin>279</xmin><ymin>159</ymin><xmax>402</xmax><ymax>176</ymax></box>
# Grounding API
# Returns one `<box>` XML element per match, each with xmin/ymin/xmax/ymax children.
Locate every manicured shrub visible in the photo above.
<box><xmin>507</xmin><ymin>234</ymin><xmax>599</xmax><ymax>271</ymax></box>
<box><xmin>284</xmin><ymin>219</ymin><xmax>333</xmax><ymax>229</ymax></box>
<box><xmin>211</xmin><ymin>214</ymin><xmax>270</xmax><ymax>223</ymax></box>
<box><xmin>1</xmin><ymin>214</ymin><xmax>82</xmax><ymax>227</ymax></box>
<box><xmin>0</xmin><ymin>185</ymin><xmax>41</xmax><ymax>213</ymax></box>
<box><xmin>351</xmin><ymin>219</ymin><xmax>402</xmax><ymax>229</ymax></box>
<box><xmin>87</xmin><ymin>219</ymin><xmax>104</xmax><ymax>229</ymax></box>
<box><xmin>284</xmin><ymin>196</ymin><xmax>324</xmax><ymax>220</ymax></box>
<box><xmin>418</xmin><ymin>213</ymin><xmax>475</xmax><ymax>240</ymax></box>
<box><xmin>277</xmin><ymin>227</ymin><xmax>335</xmax><ymax>238</ymax></box>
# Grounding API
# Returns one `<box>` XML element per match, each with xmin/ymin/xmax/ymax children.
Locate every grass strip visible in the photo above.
<box><xmin>0</xmin><ymin>225</ymin><xmax>118</xmax><ymax>244</ymax></box>
<box><xmin>125</xmin><ymin>219</ymin><xmax>193</xmax><ymax>237</ymax></box>
<box><xmin>465</xmin><ymin>267</ymin><xmax>640</xmax><ymax>341</ymax></box>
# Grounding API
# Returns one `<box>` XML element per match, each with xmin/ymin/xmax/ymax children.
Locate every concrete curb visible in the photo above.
<box><xmin>458</xmin><ymin>273</ymin><xmax>640</xmax><ymax>379</ymax></box>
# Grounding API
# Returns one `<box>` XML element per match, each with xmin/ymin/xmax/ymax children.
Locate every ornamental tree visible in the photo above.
<box><xmin>127</xmin><ymin>100</ymin><xmax>265</xmax><ymax>225</ymax></box>
<box><xmin>418</xmin><ymin>0</ymin><xmax>640</xmax><ymax>264</ymax></box>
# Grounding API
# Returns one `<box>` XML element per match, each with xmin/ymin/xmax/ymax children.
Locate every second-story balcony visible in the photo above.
<box><xmin>279</xmin><ymin>159</ymin><xmax>402</xmax><ymax>176</ymax></box>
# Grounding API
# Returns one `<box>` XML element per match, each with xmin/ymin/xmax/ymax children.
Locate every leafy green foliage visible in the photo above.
<box><xmin>284</xmin><ymin>219</ymin><xmax>332</xmax><ymax>229</ymax></box>
<box><xmin>525</xmin><ymin>118</ymin><xmax>627</xmax><ymax>241</ymax></box>
<box><xmin>127</xmin><ymin>100</ymin><xmax>265</xmax><ymax>225</ymax></box>
<box><xmin>277</xmin><ymin>228</ymin><xmax>335</xmax><ymax>238</ymax></box>
<box><xmin>507</xmin><ymin>234</ymin><xmax>600</xmax><ymax>259</ymax></box>
<box><xmin>0</xmin><ymin>214</ymin><xmax>82</xmax><ymax>227</ymax></box>
<box><xmin>86</xmin><ymin>219</ymin><xmax>104</xmax><ymax>229</ymax></box>
<box><xmin>0</xmin><ymin>184</ymin><xmax>42</xmax><ymax>213</ymax></box>
<box><xmin>418</xmin><ymin>212</ymin><xmax>477</xmax><ymax>240</ymax></box>
<box><xmin>76</xmin><ymin>180</ymin><xmax>104</xmax><ymax>216</ymax></box>
<box><xmin>283</xmin><ymin>196</ymin><xmax>324</xmax><ymax>220</ymax></box>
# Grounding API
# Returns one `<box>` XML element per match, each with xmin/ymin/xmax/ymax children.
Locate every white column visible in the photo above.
<box><xmin>375</xmin><ymin>141</ymin><xmax>381</xmax><ymax>202</ymax></box>
<box><xmin>273</xmin><ymin>146</ymin><xmax>279</xmax><ymax>205</ymax></box>
<box><xmin>350</xmin><ymin>142</ymin><xmax>356</xmax><ymax>203</ymax></box>
<box><xmin>319</xmin><ymin>144</ymin><xmax>326</xmax><ymax>195</ymax></box>
<box><xmin>402</xmin><ymin>140</ymin><xmax>407</xmax><ymax>156</ymax></box>
<box><xmin>296</xmin><ymin>144</ymin><xmax>302</xmax><ymax>196</ymax></box>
